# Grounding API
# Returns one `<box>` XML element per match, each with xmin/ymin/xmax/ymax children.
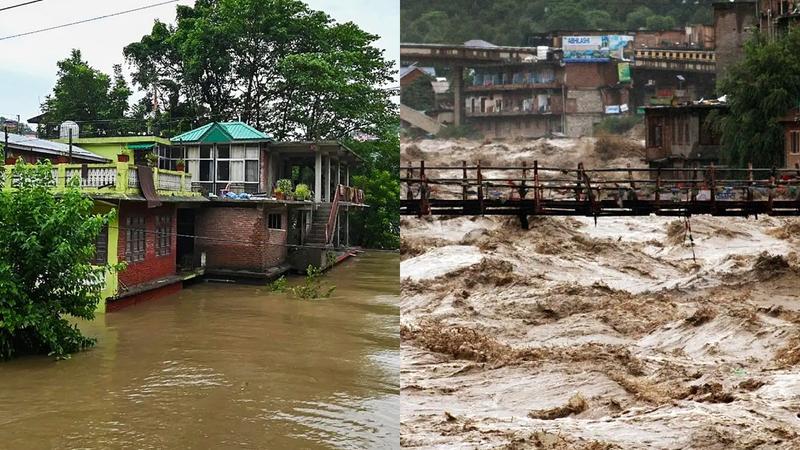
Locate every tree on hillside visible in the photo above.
<box><xmin>0</xmin><ymin>162</ymin><xmax>117</xmax><ymax>359</ymax></box>
<box><xmin>716</xmin><ymin>28</ymin><xmax>800</xmax><ymax>168</ymax></box>
<box><xmin>401</xmin><ymin>0</ymin><xmax>717</xmax><ymax>45</ymax></box>
<box><xmin>39</xmin><ymin>50</ymin><xmax>132</xmax><ymax>137</ymax></box>
<box><xmin>124</xmin><ymin>0</ymin><xmax>395</xmax><ymax>140</ymax></box>
<box><xmin>400</xmin><ymin>73</ymin><xmax>436</xmax><ymax>112</ymax></box>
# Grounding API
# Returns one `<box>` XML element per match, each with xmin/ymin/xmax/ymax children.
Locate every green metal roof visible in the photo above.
<box><xmin>127</xmin><ymin>143</ymin><xmax>155</xmax><ymax>150</ymax></box>
<box><xmin>170</xmin><ymin>121</ymin><xmax>271</xmax><ymax>143</ymax></box>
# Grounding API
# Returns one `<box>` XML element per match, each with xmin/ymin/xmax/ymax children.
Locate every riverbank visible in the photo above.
<box><xmin>0</xmin><ymin>252</ymin><xmax>399</xmax><ymax>449</ymax></box>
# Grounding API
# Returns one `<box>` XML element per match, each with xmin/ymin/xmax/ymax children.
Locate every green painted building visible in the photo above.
<box><xmin>55</xmin><ymin>136</ymin><xmax>183</xmax><ymax>170</ymax></box>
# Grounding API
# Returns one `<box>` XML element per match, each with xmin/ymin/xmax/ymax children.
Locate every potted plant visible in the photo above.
<box><xmin>145</xmin><ymin>152</ymin><xmax>158</xmax><ymax>167</ymax></box>
<box><xmin>117</xmin><ymin>153</ymin><xmax>130</xmax><ymax>163</ymax></box>
<box><xmin>294</xmin><ymin>183</ymin><xmax>311</xmax><ymax>201</ymax></box>
<box><xmin>276</xmin><ymin>179</ymin><xmax>292</xmax><ymax>200</ymax></box>
<box><xmin>175</xmin><ymin>158</ymin><xmax>186</xmax><ymax>172</ymax></box>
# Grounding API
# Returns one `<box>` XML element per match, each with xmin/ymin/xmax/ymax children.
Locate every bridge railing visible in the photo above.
<box><xmin>401</xmin><ymin>160</ymin><xmax>800</xmax><ymax>216</ymax></box>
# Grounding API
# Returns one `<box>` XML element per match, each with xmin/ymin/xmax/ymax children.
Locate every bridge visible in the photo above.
<box><xmin>401</xmin><ymin>161</ymin><xmax>800</xmax><ymax>226</ymax></box>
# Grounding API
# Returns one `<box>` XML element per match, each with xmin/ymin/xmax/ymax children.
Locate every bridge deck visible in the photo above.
<box><xmin>401</xmin><ymin>161</ymin><xmax>800</xmax><ymax>218</ymax></box>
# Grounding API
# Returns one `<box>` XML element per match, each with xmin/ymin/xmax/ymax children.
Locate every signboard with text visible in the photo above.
<box><xmin>563</xmin><ymin>35</ymin><xmax>633</xmax><ymax>63</ymax></box>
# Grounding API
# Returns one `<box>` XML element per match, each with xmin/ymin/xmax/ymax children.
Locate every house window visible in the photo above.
<box><xmin>92</xmin><ymin>225</ymin><xmax>108</xmax><ymax>265</ymax></box>
<box><xmin>268</xmin><ymin>213</ymin><xmax>282</xmax><ymax>230</ymax></box>
<box><xmin>649</xmin><ymin>122</ymin><xmax>663</xmax><ymax>148</ymax></box>
<box><xmin>791</xmin><ymin>131</ymin><xmax>800</xmax><ymax>155</ymax></box>
<box><xmin>155</xmin><ymin>215</ymin><xmax>172</xmax><ymax>256</ymax></box>
<box><xmin>684</xmin><ymin>119</ymin><xmax>690</xmax><ymax>145</ymax></box>
<box><xmin>125</xmin><ymin>216</ymin><xmax>146</xmax><ymax>263</ymax></box>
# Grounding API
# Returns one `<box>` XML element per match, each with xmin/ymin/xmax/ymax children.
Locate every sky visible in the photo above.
<box><xmin>0</xmin><ymin>0</ymin><xmax>399</xmax><ymax>126</ymax></box>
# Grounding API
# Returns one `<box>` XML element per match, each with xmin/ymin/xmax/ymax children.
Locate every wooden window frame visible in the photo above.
<box><xmin>268</xmin><ymin>213</ymin><xmax>283</xmax><ymax>230</ymax></box>
<box><xmin>125</xmin><ymin>216</ymin><xmax>146</xmax><ymax>263</ymax></box>
<box><xmin>155</xmin><ymin>215</ymin><xmax>172</xmax><ymax>257</ymax></box>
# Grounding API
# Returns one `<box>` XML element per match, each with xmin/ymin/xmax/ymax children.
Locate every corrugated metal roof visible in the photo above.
<box><xmin>400</xmin><ymin>65</ymin><xmax>436</xmax><ymax>79</ymax></box>
<box><xmin>2</xmin><ymin>132</ymin><xmax>108</xmax><ymax>162</ymax></box>
<box><xmin>171</xmin><ymin>121</ymin><xmax>271</xmax><ymax>143</ymax></box>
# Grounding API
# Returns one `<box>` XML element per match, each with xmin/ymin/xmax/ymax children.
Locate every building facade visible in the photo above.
<box><xmin>780</xmin><ymin>108</ymin><xmax>800</xmax><ymax>167</ymax></box>
<box><xmin>644</xmin><ymin>103</ymin><xmax>726</xmax><ymax>174</ymax></box>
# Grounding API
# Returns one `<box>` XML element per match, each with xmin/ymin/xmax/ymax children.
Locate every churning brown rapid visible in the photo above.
<box><xmin>0</xmin><ymin>252</ymin><xmax>399</xmax><ymax>449</ymax></box>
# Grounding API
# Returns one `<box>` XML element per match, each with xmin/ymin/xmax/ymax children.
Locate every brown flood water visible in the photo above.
<box><xmin>0</xmin><ymin>252</ymin><xmax>399</xmax><ymax>449</ymax></box>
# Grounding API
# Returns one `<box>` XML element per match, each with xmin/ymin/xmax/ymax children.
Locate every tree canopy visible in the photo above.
<box><xmin>0</xmin><ymin>162</ymin><xmax>116</xmax><ymax>359</ymax></box>
<box><xmin>123</xmin><ymin>0</ymin><xmax>396</xmax><ymax>140</ymax></box>
<box><xmin>401</xmin><ymin>0</ymin><xmax>714</xmax><ymax>46</ymax></box>
<box><xmin>39</xmin><ymin>49</ymin><xmax>132</xmax><ymax>137</ymax></box>
<box><xmin>716</xmin><ymin>28</ymin><xmax>800</xmax><ymax>168</ymax></box>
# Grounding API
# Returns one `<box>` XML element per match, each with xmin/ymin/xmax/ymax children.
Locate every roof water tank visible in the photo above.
<box><xmin>59</xmin><ymin>121</ymin><xmax>79</xmax><ymax>140</ymax></box>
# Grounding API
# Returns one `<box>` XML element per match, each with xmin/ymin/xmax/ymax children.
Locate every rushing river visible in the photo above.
<box><xmin>0</xmin><ymin>252</ymin><xmax>399</xmax><ymax>449</ymax></box>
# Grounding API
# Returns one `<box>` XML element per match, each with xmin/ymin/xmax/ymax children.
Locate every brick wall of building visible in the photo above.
<box><xmin>117</xmin><ymin>202</ymin><xmax>177</xmax><ymax>289</ymax></box>
<box><xmin>194</xmin><ymin>204</ymin><xmax>287</xmax><ymax>273</ymax></box>
<box><xmin>565</xmin><ymin>63</ymin><xmax>618</xmax><ymax>88</ymax></box>
<box><xmin>714</xmin><ymin>1</ymin><xmax>757</xmax><ymax>79</ymax></box>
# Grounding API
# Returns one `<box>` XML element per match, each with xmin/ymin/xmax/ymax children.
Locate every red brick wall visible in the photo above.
<box><xmin>565</xmin><ymin>63</ymin><xmax>618</xmax><ymax>88</ymax></box>
<box><xmin>117</xmin><ymin>202</ymin><xmax>177</xmax><ymax>288</ymax></box>
<box><xmin>194</xmin><ymin>205</ymin><xmax>287</xmax><ymax>272</ymax></box>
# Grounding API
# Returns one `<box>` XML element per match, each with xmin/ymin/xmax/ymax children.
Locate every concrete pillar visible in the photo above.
<box><xmin>336</xmin><ymin>159</ymin><xmax>341</xmax><ymax>189</ymax></box>
<box><xmin>345</xmin><ymin>207</ymin><xmax>350</xmax><ymax>247</ymax></box>
<box><xmin>345</xmin><ymin>165</ymin><xmax>350</xmax><ymax>187</ymax></box>
<box><xmin>314</xmin><ymin>152</ymin><xmax>322</xmax><ymax>202</ymax></box>
<box><xmin>324</xmin><ymin>154</ymin><xmax>331</xmax><ymax>202</ymax></box>
<box><xmin>452</xmin><ymin>65</ymin><xmax>465</xmax><ymax>127</ymax></box>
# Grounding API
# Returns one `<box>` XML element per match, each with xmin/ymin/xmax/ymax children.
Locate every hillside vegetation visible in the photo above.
<box><xmin>402</xmin><ymin>0</ymin><xmax>714</xmax><ymax>46</ymax></box>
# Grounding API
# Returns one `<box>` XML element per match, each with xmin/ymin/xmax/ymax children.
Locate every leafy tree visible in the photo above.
<box><xmin>0</xmin><ymin>162</ymin><xmax>116</xmax><ymax>359</ymax></box>
<box><xmin>645</xmin><ymin>15</ymin><xmax>677</xmax><ymax>31</ymax></box>
<box><xmin>716</xmin><ymin>28</ymin><xmax>800</xmax><ymax>168</ymax></box>
<box><xmin>124</xmin><ymin>0</ymin><xmax>395</xmax><ymax>140</ymax></box>
<box><xmin>625</xmin><ymin>6</ymin><xmax>654</xmax><ymax>30</ymax></box>
<box><xmin>400</xmin><ymin>73</ymin><xmax>436</xmax><ymax>112</ymax></box>
<box><xmin>39</xmin><ymin>49</ymin><xmax>132</xmax><ymax>137</ymax></box>
<box><xmin>545</xmin><ymin>4</ymin><xmax>589</xmax><ymax>31</ymax></box>
<box><xmin>347</xmin><ymin>122</ymin><xmax>400</xmax><ymax>249</ymax></box>
<box><xmin>401</xmin><ymin>0</ymin><xmax>716</xmax><ymax>45</ymax></box>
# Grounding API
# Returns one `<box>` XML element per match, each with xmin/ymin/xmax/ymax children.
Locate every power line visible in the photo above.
<box><xmin>0</xmin><ymin>0</ymin><xmax>181</xmax><ymax>41</ymax></box>
<box><xmin>0</xmin><ymin>0</ymin><xmax>43</xmax><ymax>13</ymax></box>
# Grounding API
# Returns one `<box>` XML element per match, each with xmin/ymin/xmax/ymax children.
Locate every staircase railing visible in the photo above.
<box><xmin>324</xmin><ymin>184</ymin><xmax>342</xmax><ymax>244</ymax></box>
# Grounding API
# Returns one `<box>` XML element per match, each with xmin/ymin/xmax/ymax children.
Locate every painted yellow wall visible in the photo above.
<box><xmin>92</xmin><ymin>202</ymin><xmax>119</xmax><ymax>314</ymax></box>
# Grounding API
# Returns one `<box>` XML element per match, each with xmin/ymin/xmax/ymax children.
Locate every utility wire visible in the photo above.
<box><xmin>0</xmin><ymin>0</ymin><xmax>43</xmax><ymax>13</ymax></box>
<box><xmin>0</xmin><ymin>0</ymin><xmax>181</xmax><ymax>41</ymax></box>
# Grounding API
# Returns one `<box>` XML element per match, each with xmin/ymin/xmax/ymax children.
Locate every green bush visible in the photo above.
<box><xmin>0</xmin><ymin>161</ymin><xmax>118</xmax><ymax>360</ymax></box>
<box><xmin>276</xmin><ymin>178</ymin><xmax>293</xmax><ymax>194</ymax></box>
<box><xmin>290</xmin><ymin>265</ymin><xmax>336</xmax><ymax>299</ymax></box>
<box><xmin>268</xmin><ymin>275</ymin><xmax>288</xmax><ymax>292</ymax></box>
<box><xmin>294</xmin><ymin>183</ymin><xmax>311</xmax><ymax>201</ymax></box>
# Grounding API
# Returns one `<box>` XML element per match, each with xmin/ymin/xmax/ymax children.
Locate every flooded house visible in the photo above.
<box><xmin>2</xmin><ymin>131</ymin><xmax>203</xmax><ymax>312</ymax></box>
<box><xmin>644</xmin><ymin>101</ymin><xmax>726</xmax><ymax>176</ymax></box>
<box><xmin>169</xmin><ymin>122</ymin><xmax>366</xmax><ymax>279</ymax></box>
<box><xmin>3</xmin><ymin>120</ymin><xmax>366</xmax><ymax>312</ymax></box>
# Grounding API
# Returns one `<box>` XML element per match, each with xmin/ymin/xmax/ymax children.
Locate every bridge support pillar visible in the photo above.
<box><xmin>452</xmin><ymin>65</ymin><xmax>464</xmax><ymax>127</ymax></box>
<box><xmin>518</xmin><ymin>214</ymin><xmax>529</xmax><ymax>230</ymax></box>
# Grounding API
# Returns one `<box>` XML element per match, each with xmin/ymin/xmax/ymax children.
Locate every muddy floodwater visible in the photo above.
<box><xmin>0</xmin><ymin>252</ymin><xmax>399</xmax><ymax>449</ymax></box>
